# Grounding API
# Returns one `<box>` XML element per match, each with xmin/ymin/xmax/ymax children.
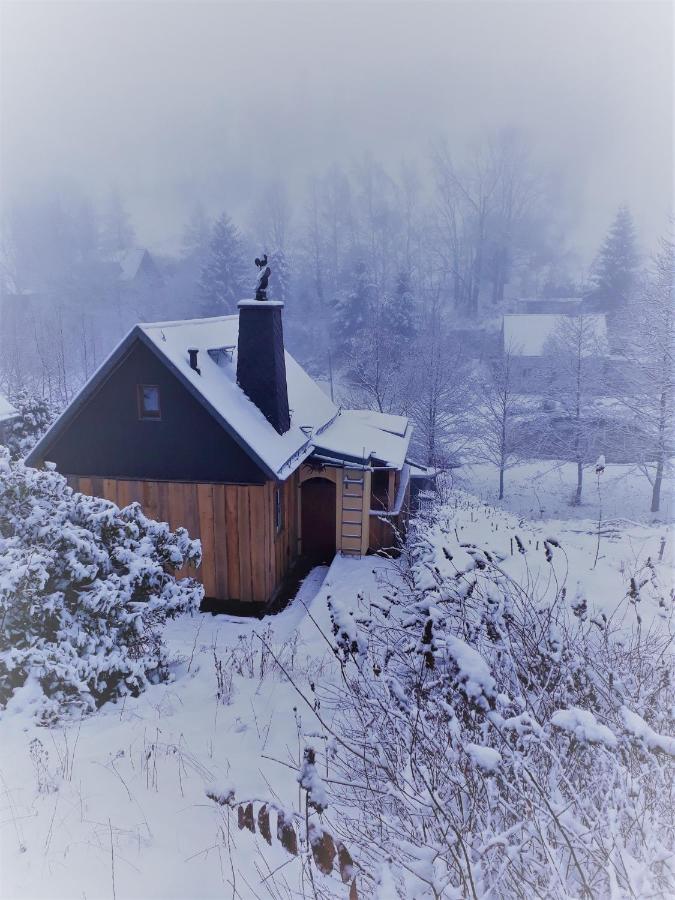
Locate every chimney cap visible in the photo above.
<box><xmin>238</xmin><ymin>299</ymin><xmax>284</xmax><ymax>309</ymax></box>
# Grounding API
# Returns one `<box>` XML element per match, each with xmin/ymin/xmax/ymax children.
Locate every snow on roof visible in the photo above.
<box><xmin>518</xmin><ymin>296</ymin><xmax>582</xmax><ymax>305</ymax></box>
<box><xmin>0</xmin><ymin>392</ymin><xmax>18</xmax><ymax>424</ymax></box>
<box><xmin>348</xmin><ymin>409</ymin><xmax>408</xmax><ymax>437</ymax></box>
<box><xmin>314</xmin><ymin>409</ymin><xmax>412</xmax><ymax>469</ymax></box>
<box><xmin>139</xmin><ymin>315</ymin><xmax>338</xmax><ymax>478</ymax></box>
<box><xmin>503</xmin><ymin>314</ymin><xmax>609</xmax><ymax>357</ymax></box>
<box><xmin>113</xmin><ymin>249</ymin><xmax>149</xmax><ymax>282</ymax></box>
<box><xmin>28</xmin><ymin>312</ymin><xmax>413</xmax><ymax>480</ymax></box>
<box><xmin>409</xmin><ymin>462</ymin><xmax>438</xmax><ymax>478</ymax></box>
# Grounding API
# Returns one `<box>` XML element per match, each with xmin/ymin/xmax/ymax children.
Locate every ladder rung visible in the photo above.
<box><xmin>344</xmin><ymin>477</ymin><xmax>364</xmax><ymax>485</ymax></box>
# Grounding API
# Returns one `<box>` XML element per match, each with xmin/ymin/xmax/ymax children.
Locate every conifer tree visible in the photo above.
<box><xmin>588</xmin><ymin>206</ymin><xmax>639</xmax><ymax>312</ymax></box>
<box><xmin>333</xmin><ymin>260</ymin><xmax>373</xmax><ymax>358</ymax></box>
<box><xmin>268</xmin><ymin>247</ymin><xmax>290</xmax><ymax>302</ymax></box>
<box><xmin>388</xmin><ymin>269</ymin><xmax>416</xmax><ymax>340</ymax></box>
<box><xmin>198</xmin><ymin>213</ymin><xmax>248</xmax><ymax>314</ymax></box>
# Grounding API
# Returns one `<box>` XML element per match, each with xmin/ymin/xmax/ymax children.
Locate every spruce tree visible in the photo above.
<box><xmin>588</xmin><ymin>206</ymin><xmax>639</xmax><ymax>312</ymax></box>
<box><xmin>268</xmin><ymin>247</ymin><xmax>290</xmax><ymax>302</ymax></box>
<box><xmin>388</xmin><ymin>269</ymin><xmax>416</xmax><ymax>340</ymax></box>
<box><xmin>333</xmin><ymin>260</ymin><xmax>373</xmax><ymax>358</ymax></box>
<box><xmin>198</xmin><ymin>213</ymin><xmax>248</xmax><ymax>314</ymax></box>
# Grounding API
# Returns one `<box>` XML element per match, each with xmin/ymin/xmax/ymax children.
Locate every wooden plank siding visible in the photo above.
<box><xmin>368</xmin><ymin>480</ymin><xmax>411</xmax><ymax>555</ymax></box>
<box><xmin>66</xmin><ymin>473</ymin><xmax>300</xmax><ymax>606</ymax></box>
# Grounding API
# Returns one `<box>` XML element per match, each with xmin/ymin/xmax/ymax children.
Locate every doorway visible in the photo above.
<box><xmin>300</xmin><ymin>477</ymin><xmax>336</xmax><ymax>563</ymax></box>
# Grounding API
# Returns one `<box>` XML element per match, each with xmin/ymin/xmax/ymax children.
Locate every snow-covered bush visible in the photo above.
<box><xmin>2</xmin><ymin>392</ymin><xmax>58</xmax><ymax>459</ymax></box>
<box><xmin>0</xmin><ymin>449</ymin><xmax>203</xmax><ymax>721</ymax></box>
<box><xmin>308</xmin><ymin>501</ymin><xmax>675</xmax><ymax>897</ymax></box>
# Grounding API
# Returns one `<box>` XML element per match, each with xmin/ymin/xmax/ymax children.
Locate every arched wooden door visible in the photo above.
<box><xmin>301</xmin><ymin>477</ymin><xmax>336</xmax><ymax>562</ymax></box>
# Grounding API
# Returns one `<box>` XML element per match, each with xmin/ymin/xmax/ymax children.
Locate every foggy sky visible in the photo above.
<box><xmin>1</xmin><ymin>0</ymin><xmax>672</xmax><ymax>261</ymax></box>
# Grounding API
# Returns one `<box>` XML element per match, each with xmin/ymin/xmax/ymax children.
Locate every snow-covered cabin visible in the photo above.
<box><xmin>0</xmin><ymin>392</ymin><xmax>19</xmax><ymax>443</ymax></box>
<box><xmin>27</xmin><ymin>300</ymin><xmax>425</xmax><ymax>613</ymax></box>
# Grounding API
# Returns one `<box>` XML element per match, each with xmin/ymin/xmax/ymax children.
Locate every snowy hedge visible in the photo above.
<box><xmin>2</xmin><ymin>393</ymin><xmax>57</xmax><ymax>460</ymax></box>
<box><xmin>317</xmin><ymin>498</ymin><xmax>675</xmax><ymax>897</ymax></box>
<box><xmin>0</xmin><ymin>450</ymin><xmax>203</xmax><ymax>721</ymax></box>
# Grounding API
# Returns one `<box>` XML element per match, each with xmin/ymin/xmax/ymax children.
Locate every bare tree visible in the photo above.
<box><xmin>621</xmin><ymin>233</ymin><xmax>674</xmax><ymax>513</ymax></box>
<box><xmin>432</xmin><ymin>138</ymin><xmax>501</xmax><ymax>316</ymax></box>
<box><xmin>475</xmin><ymin>345</ymin><xmax>522</xmax><ymax>499</ymax></box>
<box><xmin>545</xmin><ymin>314</ymin><xmax>607</xmax><ymax>505</ymax></box>
<box><xmin>408</xmin><ymin>322</ymin><xmax>474</xmax><ymax>469</ymax></box>
<box><xmin>342</xmin><ymin>294</ymin><xmax>416</xmax><ymax>414</ymax></box>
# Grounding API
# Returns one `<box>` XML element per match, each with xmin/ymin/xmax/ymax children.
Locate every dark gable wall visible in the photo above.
<box><xmin>44</xmin><ymin>340</ymin><xmax>268</xmax><ymax>483</ymax></box>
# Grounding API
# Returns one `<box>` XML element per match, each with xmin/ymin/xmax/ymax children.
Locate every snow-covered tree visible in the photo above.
<box><xmin>408</xmin><ymin>325</ymin><xmax>473</xmax><ymax>469</ymax></box>
<box><xmin>0</xmin><ymin>452</ymin><xmax>202</xmax><ymax>721</ymax></box>
<box><xmin>475</xmin><ymin>346</ymin><xmax>522</xmax><ymax>498</ymax></box>
<box><xmin>333</xmin><ymin>260</ymin><xmax>374</xmax><ymax>358</ymax></box>
<box><xmin>199</xmin><ymin>213</ymin><xmax>249</xmax><ymax>314</ymax></box>
<box><xmin>545</xmin><ymin>314</ymin><xmax>607</xmax><ymax>505</ymax></box>
<box><xmin>587</xmin><ymin>206</ymin><xmax>640</xmax><ymax>313</ymax></box>
<box><xmin>388</xmin><ymin>269</ymin><xmax>416</xmax><ymax>340</ymax></box>
<box><xmin>268</xmin><ymin>247</ymin><xmax>290</xmax><ymax>302</ymax></box>
<box><xmin>2</xmin><ymin>392</ymin><xmax>57</xmax><ymax>460</ymax></box>
<box><xmin>621</xmin><ymin>233</ymin><xmax>674</xmax><ymax>512</ymax></box>
<box><xmin>343</xmin><ymin>294</ymin><xmax>415</xmax><ymax>414</ymax></box>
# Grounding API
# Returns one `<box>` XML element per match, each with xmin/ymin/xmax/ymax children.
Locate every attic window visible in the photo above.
<box><xmin>137</xmin><ymin>384</ymin><xmax>161</xmax><ymax>420</ymax></box>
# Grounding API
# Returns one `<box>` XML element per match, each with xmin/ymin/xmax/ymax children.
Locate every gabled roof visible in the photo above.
<box><xmin>503</xmin><ymin>313</ymin><xmax>609</xmax><ymax>357</ymax></box>
<box><xmin>0</xmin><ymin>392</ymin><xmax>18</xmax><ymax>425</ymax></box>
<box><xmin>112</xmin><ymin>248</ymin><xmax>157</xmax><ymax>282</ymax></box>
<box><xmin>138</xmin><ymin>315</ymin><xmax>337</xmax><ymax>478</ymax></box>
<box><xmin>26</xmin><ymin>314</ymin><xmax>413</xmax><ymax>481</ymax></box>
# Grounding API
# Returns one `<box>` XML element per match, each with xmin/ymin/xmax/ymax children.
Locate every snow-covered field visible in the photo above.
<box><xmin>457</xmin><ymin>460</ymin><xmax>673</xmax><ymax>524</ymax></box>
<box><xmin>1</xmin><ymin>464</ymin><xmax>673</xmax><ymax>899</ymax></box>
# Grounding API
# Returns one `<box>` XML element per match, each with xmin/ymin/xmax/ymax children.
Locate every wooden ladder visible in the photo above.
<box><xmin>341</xmin><ymin>467</ymin><xmax>365</xmax><ymax>557</ymax></box>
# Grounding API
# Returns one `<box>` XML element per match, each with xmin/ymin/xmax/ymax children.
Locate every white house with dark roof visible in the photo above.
<box><xmin>503</xmin><ymin>313</ymin><xmax>612</xmax><ymax>392</ymax></box>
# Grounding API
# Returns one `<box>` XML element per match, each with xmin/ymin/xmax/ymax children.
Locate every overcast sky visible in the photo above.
<box><xmin>1</xmin><ymin>0</ymin><xmax>672</xmax><ymax>260</ymax></box>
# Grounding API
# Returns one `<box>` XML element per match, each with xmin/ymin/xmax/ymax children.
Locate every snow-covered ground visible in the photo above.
<box><xmin>0</xmin><ymin>560</ymin><xmax>390</xmax><ymax>900</ymax></box>
<box><xmin>456</xmin><ymin>460</ymin><xmax>673</xmax><ymax>523</ymax></box>
<box><xmin>1</xmin><ymin>464</ymin><xmax>672</xmax><ymax>899</ymax></box>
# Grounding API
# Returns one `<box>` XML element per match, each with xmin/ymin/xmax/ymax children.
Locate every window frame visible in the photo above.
<box><xmin>137</xmin><ymin>384</ymin><xmax>162</xmax><ymax>421</ymax></box>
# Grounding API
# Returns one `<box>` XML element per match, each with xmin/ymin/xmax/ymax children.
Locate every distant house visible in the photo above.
<box><xmin>27</xmin><ymin>299</ymin><xmax>430</xmax><ymax>613</ymax></box>
<box><xmin>111</xmin><ymin>248</ymin><xmax>163</xmax><ymax>287</ymax></box>
<box><xmin>502</xmin><ymin>313</ymin><xmax>612</xmax><ymax>392</ymax></box>
<box><xmin>515</xmin><ymin>296</ymin><xmax>584</xmax><ymax>315</ymax></box>
<box><xmin>0</xmin><ymin>392</ymin><xmax>19</xmax><ymax>444</ymax></box>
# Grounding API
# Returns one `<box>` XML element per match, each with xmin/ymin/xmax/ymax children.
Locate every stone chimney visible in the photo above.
<box><xmin>236</xmin><ymin>300</ymin><xmax>291</xmax><ymax>434</ymax></box>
